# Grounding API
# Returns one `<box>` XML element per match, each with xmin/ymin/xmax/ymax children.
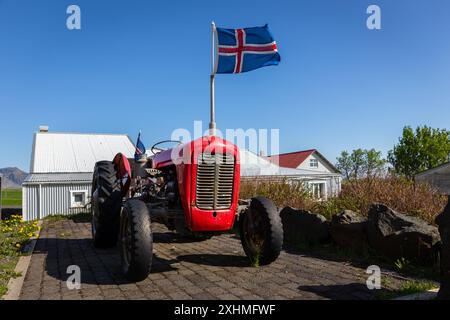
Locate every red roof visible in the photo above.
<box><xmin>267</xmin><ymin>149</ymin><xmax>316</xmax><ymax>169</ymax></box>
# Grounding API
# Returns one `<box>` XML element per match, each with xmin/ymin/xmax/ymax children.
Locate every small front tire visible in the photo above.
<box><xmin>119</xmin><ymin>200</ymin><xmax>153</xmax><ymax>281</ymax></box>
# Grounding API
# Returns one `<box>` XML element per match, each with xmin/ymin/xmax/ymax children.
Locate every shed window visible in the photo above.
<box><xmin>70</xmin><ymin>190</ymin><xmax>88</xmax><ymax>208</ymax></box>
<box><xmin>310</xmin><ymin>158</ymin><xmax>319</xmax><ymax>168</ymax></box>
<box><xmin>74</xmin><ymin>193</ymin><xmax>83</xmax><ymax>203</ymax></box>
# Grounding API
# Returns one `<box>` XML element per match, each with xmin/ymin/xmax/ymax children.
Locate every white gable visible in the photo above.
<box><xmin>31</xmin><ymin>132</ymin><xmax>135</xmax><ymax>173</ymax></box>
<box><xmin>296</xmin><ymin>153</ymin><xmax>335</xmax><ymax>173</ymax></box>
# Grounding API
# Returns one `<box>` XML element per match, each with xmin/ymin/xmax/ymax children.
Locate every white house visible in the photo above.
<box><xmin>22</xmin><ymin>127</ymin><xmax>135</xmax><ymax>220</ymax></box>
<box><xmin>257</xmin><ymin>149</ymin><xmax>342</xmax><ymax>199</ymax></box>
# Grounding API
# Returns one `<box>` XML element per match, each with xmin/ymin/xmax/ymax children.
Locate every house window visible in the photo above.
<box><xmin>70</xmin><ymin>190</ymin><xmax>88</xmax><ymax>208</ymax></box>
<box><xmin>310</xmin><ymin>158</ymin><xmax>318</xmax><ymax>168</ymax></box>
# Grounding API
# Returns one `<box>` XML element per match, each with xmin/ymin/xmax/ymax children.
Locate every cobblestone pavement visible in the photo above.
<box><xmin>19</xmin><ymin>218</ymin><xmax>408</xmax><ymax>300</ymax></box>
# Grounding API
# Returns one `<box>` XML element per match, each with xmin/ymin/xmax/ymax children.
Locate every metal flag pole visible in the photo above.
<box><xmin>209</xmin><ymin>21</ymin><xmax>217</xmax><ymax>136</ymax></box>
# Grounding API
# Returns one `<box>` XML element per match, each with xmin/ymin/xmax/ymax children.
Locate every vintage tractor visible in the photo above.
<box><xmin>91</xmin><ymin>135</ymin><xmax>284</xmax><ymax>281</ymax></box>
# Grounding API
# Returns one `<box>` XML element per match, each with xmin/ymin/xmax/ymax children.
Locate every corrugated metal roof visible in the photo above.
<box><xmin>23</xmin><ymin>173</ymin><xmax>92</xmax><ymax>184</ymax></box>
<box><xmin>31</xmin><ymin>132</ymin><xmax>135</xmax><ymax>173</ymax></box>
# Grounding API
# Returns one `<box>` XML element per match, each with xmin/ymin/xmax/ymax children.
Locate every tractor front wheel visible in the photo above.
<box><xmin>119</xmin><ymin>200</ymin><xmax>153</xmax><ymax>281</ymax></box>
<box><xmin>239</xmin><ymin>197</ymin><xmax>283</xmax><ymax>266</ymax></box>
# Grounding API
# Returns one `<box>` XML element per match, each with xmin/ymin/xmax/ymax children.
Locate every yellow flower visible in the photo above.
<box><xmin>15</xmin><ymin>243</ymin><xmax>21</xmax><ymax>248</ymax></box>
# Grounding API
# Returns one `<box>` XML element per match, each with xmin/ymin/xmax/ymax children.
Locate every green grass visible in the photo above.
<box><xmin>1</xmin><ymin>189</ymin><xmax>22</xmax><ymax>207</ymax></box>
<box><xmin>0</xmin><ymin>255</ymin><xmax>20</xmax><ymax>297</ymax></box>
<box><xmin>376</xmin><ymin>280</ymin><xmax>438</xmax><ymax>300</ymax></box>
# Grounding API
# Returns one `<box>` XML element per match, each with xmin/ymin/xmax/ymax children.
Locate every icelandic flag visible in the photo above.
<box><xmin>215</xmin><ymin>24</ymin><xmax>280</xmax><ymax>74</ymax></box>
<box><xmin>134</xmin><ymin>132</ymin><xmax>146</xmax><ymax>160</ymax></box>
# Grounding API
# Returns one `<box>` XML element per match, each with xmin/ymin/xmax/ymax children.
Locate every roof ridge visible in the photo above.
<box><xmin>268</xmin><ymin>149</ymin><xmax>316</xmax><ymax>157</ymax></box>
<box><xmin>36</xmin><ymin>131</ymin><xmax>131</xmax><ymax>137</ymax></box>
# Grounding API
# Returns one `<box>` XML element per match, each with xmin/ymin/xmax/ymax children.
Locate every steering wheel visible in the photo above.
<box><xmin>150</xmin><ymin>140</ymin><xmax>182</xmax><ymax>155</ymax></box>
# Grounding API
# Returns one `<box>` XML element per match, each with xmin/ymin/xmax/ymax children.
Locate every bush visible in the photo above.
<box><xmin>240</xmin><ymin>178</ymin><xmax>315</xmax><ymax>209</ymax></box>
<box><xmin>239</xmin><ymin>176</ymin><xmax>447</xmax><ymax>224</ymax></box>
<box><xmin>338</xmin><ymin>176</ymin><xmax>447</xmax><ymax>223</ymax></box>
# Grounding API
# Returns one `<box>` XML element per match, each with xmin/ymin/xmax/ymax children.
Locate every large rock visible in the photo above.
<box><xmin>367</xmin><ymin>203</ymin><xmax>440</xmax><ymax>264</ymax></box>
<box><xmin>436</xmin><ymin>196</ymin><xmax>450</xmax><ymax>300</ymax></box>
<box><xmin>330</xmin><ymin>210</ymin><xmax>368</xmax><ymax>252</ymax></box>
<box><xmin>280</xmin><ymin>207</ymin><xmax>330</xmax><ymax>245</ymax></box>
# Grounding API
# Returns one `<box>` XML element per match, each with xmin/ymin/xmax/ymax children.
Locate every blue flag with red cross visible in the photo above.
<box><xmin>215</xmin><ymin>24</ymin><xmax>280</xmax><ymax>74</ymax></box>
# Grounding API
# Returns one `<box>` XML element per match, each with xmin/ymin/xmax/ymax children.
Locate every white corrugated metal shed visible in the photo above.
<box><xmin>23</xmin><ymin>130</ymin><xmax>136</xmax><ymax>220</ymax></box>
<box><xmin>415</xmin><ymin>162</ymin><xmax>450</xmax><ymax>195</ymax></box>
<box><xmin>30</xmin><ymin>132</ymin><xmax>135</xmax><ymax>173</ymax></box>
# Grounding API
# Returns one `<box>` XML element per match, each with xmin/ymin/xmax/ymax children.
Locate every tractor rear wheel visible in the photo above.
<box><xmin>119</xmin><ymin>200</ymin><xmax>153</xmax><ymax>281</ymax></box>
<box><xmin>239</xmin><ymin>197</ymin><xmax>283</xmax><ymax>266</ymax></box>
<box><xmin>91</xmin><ymin>161</ymin><xmax>123</xmax><ymax>248</ymax></box>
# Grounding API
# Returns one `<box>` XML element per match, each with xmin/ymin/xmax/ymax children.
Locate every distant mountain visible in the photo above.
<box><xmin>0</xmin><ymin>167</ymin><xmax>28</xmax><ymax>189</ymax></box>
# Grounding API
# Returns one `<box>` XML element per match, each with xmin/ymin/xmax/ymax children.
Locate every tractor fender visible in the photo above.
<box><xmin>113</xmin><ymin>153</ymin><xmax>132</xmax><ymax>196</ymax></box>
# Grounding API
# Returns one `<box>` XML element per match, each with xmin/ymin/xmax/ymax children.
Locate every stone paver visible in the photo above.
<box><xmin>18</xmin><ymin>218</ymin><xmax>405</xmax><ymax>300</ymax></box>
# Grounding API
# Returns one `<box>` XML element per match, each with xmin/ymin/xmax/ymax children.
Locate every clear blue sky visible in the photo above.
<box><xmin>1</xmin><ymin>0</ymin><xmax>450</xmax><ymax>172</ymax></box>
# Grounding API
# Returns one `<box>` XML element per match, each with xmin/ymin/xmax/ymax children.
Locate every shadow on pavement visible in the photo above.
<box><xmin>153</xmin><ymin>231</ymin><xmax>210</xmax><ymax>244</ymax></box>
<box><xmin>38</xmin><ymin>232</ymin><xmax>249</xmax><ymax>286</ymax></box>
<box><xmin>177</xmin><ymin>254</ymin><xmax>250</xmax><ymax>267</ymax></box>
<box><xmin>36</xmin><ymin>237</ymin><xmax>179</xmax><ymax>286</ymax></box>
<box><xmin>298</xmin><ymin>283</ymin><xmax>376</xmax><ymax>300</ymax></box>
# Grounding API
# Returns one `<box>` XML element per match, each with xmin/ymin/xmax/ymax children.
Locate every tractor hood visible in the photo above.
<box><xmin>151</xmin><ymin>135</ymin><xmax>240</xmax><ymax>169</ymax></box>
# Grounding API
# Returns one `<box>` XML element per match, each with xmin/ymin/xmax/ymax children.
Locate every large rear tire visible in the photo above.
<box><xmin>119</xmin><ymin>200</ymin><xmax>153</xmax><ymax>281</ymax></box>
<box><xmin>239</xmin><ymin>197</ymin><xmax>283</xmax><ymax>265</ymax></box>
<box><xmin>91</xmin><ymin>161</ymin><xmax>122</xmax><ymax>248</ymax></box>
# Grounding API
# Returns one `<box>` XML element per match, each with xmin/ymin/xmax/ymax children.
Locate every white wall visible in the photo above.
<box><xmin>23</xmin><ymin>183</ymin><xmax>91</xmax><ymax>221</ymax></box>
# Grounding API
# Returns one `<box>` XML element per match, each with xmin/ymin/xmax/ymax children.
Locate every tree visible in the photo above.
<box><xmin>388</xmin><ymin>125</ymin><xmax>450</xmax><ymax>178</ymax></box>
<box><xmin>365</xmin><ymin>149</ymin><xmax>387</xmax><ymax>179</ymax></box>
<box><xmin>336</xmin><ymin>149</ymin><xmax>386</xmax><ymax>180</ymax></box>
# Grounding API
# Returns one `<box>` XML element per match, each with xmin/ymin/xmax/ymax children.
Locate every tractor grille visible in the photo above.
<box><xmin>196</xmin><ymin>152</ymin><xmax>235</xmax><ymax>210</ymax></box>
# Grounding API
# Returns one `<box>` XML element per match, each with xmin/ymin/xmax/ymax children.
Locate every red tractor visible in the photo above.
<box><xmin>91</xmin><ymin>135</ymin><xmax>284</xmax><ymax>281</ymax></box>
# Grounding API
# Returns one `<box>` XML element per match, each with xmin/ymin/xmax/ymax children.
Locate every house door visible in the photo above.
<box><xmin>310</xmin><ymin>182</ymin><xmax>326</xmax><ymax>199</ymax></box>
